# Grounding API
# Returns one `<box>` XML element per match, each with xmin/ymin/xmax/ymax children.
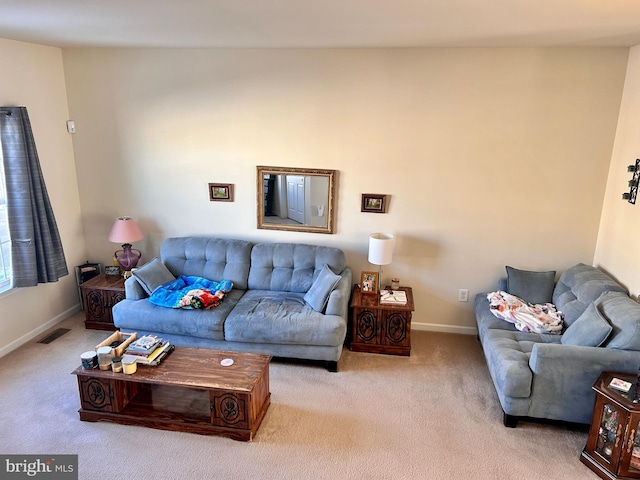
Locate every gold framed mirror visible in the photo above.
<box><xmin>257</xmin><ymin>166</ymin><xmax>336</xmax><ymax>234</ymax></box>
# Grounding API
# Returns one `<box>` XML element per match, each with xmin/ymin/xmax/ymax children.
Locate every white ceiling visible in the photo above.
<box><xmin>2</xmin><ymin>0</ymin><xmax>640</xmax><ymax>49</ymax></box>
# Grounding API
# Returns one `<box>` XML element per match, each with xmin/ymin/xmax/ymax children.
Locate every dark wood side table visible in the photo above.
<box><xmin>349</xmin><ymin>285</ymin><xmax>415</xmax><ymax>356</ymax></box>
<box><xmin>581</xmin><ymin>371</ymin><xmax>640</xmax><ymax>479</ymax></box>
<box><xmin>80</xmin><ymin>274</ymin><xmax>125</xmax><ymax>330</ymax></box>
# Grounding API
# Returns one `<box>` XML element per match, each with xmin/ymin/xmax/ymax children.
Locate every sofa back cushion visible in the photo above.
<box><xmin>160</xmin><ymin>237</ymin><xmax>253</xmax><ymax>290</ymax></box>
<box><xmin>552</xmin><ymin>263</ymin><xmax>627</xmax><ymax>326</ymax></box>
<box><xmin>248</xmin><ymin>243</ymin><xmax>346</xmax><ymax>293</ymax></box>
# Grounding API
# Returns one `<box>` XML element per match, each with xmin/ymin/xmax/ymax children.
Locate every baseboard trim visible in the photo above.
<box><xmin>411</xmin><ymin>321</ymin><xmax>477</xmax><ymax>336</ymax></box>
<box><xmin>0</xmin><ymin>303</ymin><xmax>82</xmax><ymax>358</ymax></box>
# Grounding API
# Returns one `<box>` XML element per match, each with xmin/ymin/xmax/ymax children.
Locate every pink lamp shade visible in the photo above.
<box><xmin>108</xmin><ymin>216</ymin><xmax>144</xmax><ymax>271</ymax></box>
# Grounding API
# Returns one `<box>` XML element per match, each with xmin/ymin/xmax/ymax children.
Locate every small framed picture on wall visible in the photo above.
<box><xmin>361</xmin><ymin>194</ymin><xmax>387</xmax><ymax>213</ymax></box>
<box><xmin>360</xmin><ymin>271</ymin><xmax>379</xmax><ymax>295</ymax></box>
<box><xmin>209</xmin><ymin>183</ymin><xmax>234</xmax><ymax>202</ymax></box>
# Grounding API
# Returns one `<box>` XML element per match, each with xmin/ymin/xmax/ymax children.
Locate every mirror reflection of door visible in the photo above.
<box><xmin>286</xmin><ymin>175</ymin><xmax>305</xmax><ymax>224</ymax></box>
<box><xmin>257</xmin><ymin>166</ymin><xmax>336</xmax><ymax>234</ymax></box>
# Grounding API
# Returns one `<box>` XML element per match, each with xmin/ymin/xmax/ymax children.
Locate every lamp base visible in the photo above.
<box><xmin>114</xmin><ymin>243</ymin><xmax>142</xmax><ymax>271</ymax></box>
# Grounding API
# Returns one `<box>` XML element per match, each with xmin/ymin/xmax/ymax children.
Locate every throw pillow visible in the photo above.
<box><xmin>561</xmin><ymin>302</ymin><xmax>612</xmax><ymax>347</ymax></box>
<box><xmin>599</xmin><ymin>291</ymin><xmax>640</xmax><ymax>351</ymax></box>
<box><xmin>506</xmin><ymin>266</ymin><xmax>556</xmax><ymax>305</ymax></box>
<box><xmin>304</xmin><ymin>264</ymin><xmax>341</xmax><ymax>312</ymax></box>
<box><xmin>132</xmin><ymin>257</ymin><xmax>176</xmax><ymax>295</ymax></box>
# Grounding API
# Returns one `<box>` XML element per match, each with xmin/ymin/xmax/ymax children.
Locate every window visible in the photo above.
<box><xmin>0</xmin><ymin>146</ymin><xmax>11</xmax><ymax>293</ymax></box>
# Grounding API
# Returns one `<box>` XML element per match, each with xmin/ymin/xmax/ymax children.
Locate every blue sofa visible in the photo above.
<box><xmin>475</xmin><ymin>263</ymin><xmax>640</xmax><ymax>427</ymax></box>
<box><xmin>112</xmin><ymin>237</ymin><xmax>352</xmax><ymax>371</ymax></box>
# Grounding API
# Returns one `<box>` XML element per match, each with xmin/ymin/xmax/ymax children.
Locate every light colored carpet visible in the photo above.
<box><xmin>0</xmin><ymin>312</ymin><xmax>596</xmax><ymax>479</ymax></box>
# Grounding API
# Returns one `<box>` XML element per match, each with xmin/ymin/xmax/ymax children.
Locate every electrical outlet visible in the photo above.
<box><xmin>66</xmin><ymin>120</ymin><xmax>76</xmax><ymax>134</ymax></box>
<box><xmin>458</xmin><ymin>289</ymin><xmax>469</xmax><ymax>302</ymax></box>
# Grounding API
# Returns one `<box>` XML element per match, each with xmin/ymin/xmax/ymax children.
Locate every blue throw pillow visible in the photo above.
<box><xmin>561</xmin><ymin>302</ymin><xmax>612</xmax><ymax>347</ymax></box>
<box><xmin>598</xmin><ymin>291</ymin><xmax>640</xmax><ymax>351</ymax></box>
<box><xmin>132</xmin><ymin>257</ymin><xmax>176</xmax><ymax>295</ymax></box>
<box><xmin>304</xmin><ymin>264</ymin><xmax>341</xmax><ymax>312</ymax></box>
<box><xmin>506</xmin><ymin>266</ymin><xmax>556</xmax><ymax>305</ymax></box>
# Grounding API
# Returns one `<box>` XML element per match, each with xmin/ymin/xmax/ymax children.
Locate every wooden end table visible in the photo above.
<box><xmin>349</xmin><ymin>285</ymin><xmax>415</xmax><ymax>356</ymax></box>
<box><xmin>72</xmin><ymin>348</ymin><xmax>271</xmax><ymax>441</ymax></box>
<box><xmin>80</xmin><ymin>274</ymin><xmax>125</xmax><ymax>330</ymax></box>
<box><xmin>581</xmin><ymin>371</ymin><xmax>640</xmax><ymax>479</ymax></box>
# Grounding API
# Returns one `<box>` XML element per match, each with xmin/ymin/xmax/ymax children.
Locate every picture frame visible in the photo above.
<box><xmin>361</xmin><ymin>194</ymin><xmax>387</xmax><ymax>213</ymax></box>
<box><xmin>209</xmin><ymin>183</ymin><xmax>234</xmax><ymax>202</ymax></box>
<box><xmin>360</xmin><ymin>271</ymin><xmax>379</xmax><ymax>295</ymax></box>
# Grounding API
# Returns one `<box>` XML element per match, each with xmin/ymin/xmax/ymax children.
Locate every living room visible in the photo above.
<box><xmin>2</xmin><ymin>2</ymin><xmax>640</xmax><ymax>478</ymax></box>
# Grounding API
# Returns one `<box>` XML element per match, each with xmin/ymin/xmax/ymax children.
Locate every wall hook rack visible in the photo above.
<box><xmin>623</xmin><ymin>159</ymin><xmax>640</xmax><ymax>204</ymax></box>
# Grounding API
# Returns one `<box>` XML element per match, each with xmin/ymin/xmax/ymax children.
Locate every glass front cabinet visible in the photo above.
<box><xmin>581</xmin><ymin>372</ymin><xmax>640</xmax><ymax>479</ymax></box>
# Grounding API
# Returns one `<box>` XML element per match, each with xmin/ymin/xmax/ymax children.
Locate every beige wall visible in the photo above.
<box><xmin>61</xmin><ymin>47</ymin><xmax>627</xmax><ymax>333</ymax></box>
<box><xmin>595</xmin><ymin>45</ymin><xmax>640</xmax><ymax>295</ymax></box>
<box><xmin>0</xmin><ymin>38</ymin><xmax>85</xmax><ymax>354</ymax></box>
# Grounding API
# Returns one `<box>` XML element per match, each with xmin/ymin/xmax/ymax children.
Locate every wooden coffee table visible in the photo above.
<box><xmin>72</xmin><ymin>348</ymin><xmax>271</xmax><ymax>441</ymax></box>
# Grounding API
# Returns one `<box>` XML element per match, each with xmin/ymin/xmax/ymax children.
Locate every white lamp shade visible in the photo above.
<box><xmin>368</xmin><ymin>233</ymin><xmax>394</xmax><ymax>266</ymax></box>
<box><xmin>108</xmin><ymin>216</ymin><xmax>144</xmax><ymax>244</ymax></box>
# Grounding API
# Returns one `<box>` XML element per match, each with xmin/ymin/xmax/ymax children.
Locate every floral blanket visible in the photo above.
<box><xmin>487</xmin><ymin>291</ymin><xmax>564</xmax><ymax>334</ymax></box>
<box><xmin>149</xmin><ymin>275</ymin><xmax>233</xmax><ymax>310</ymax></box>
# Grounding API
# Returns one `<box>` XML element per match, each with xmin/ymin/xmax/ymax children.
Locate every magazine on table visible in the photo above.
<box><xmin>126</xmin><ymin>334</ymin><xmax>163</xmax><ymax>353</ymax></box>
<box><xmin>380</xmin><ymin>290</ymin><xmax>407</xmax><ymax>305</ymax></box>
<box><xmin>135</xmin><ymin>341</ymin><xmax>174</xmax><ymax>366</ymax></box>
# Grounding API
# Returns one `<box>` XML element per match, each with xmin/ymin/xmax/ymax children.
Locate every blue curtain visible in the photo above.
<box><xmin>0</xmin><ymin>106</ymin><xmax>68</xmax><ymax>287</ymax></box>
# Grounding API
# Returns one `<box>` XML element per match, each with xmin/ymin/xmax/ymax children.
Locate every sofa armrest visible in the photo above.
<box><xmin>529</xmin><ymin>342</ymin><xmax>640</xmax><ymax>417</ymax></box>
<box><xmin>527</xmin><ymin>343</ymin><xmax>640</xmax><ymax>423</ymax></box>
<box><xmin>325</xmin><ymin>267</ymin><xmax>352</xmax><ymax>318</ymax></box>
<box><xmin>124</xmin><ymin>276</ymin><xmax>149</xmax><ymax>300</ymax></box>
<box><xmin>530</xmin><ymin>343</ymin><xmax>640</xmax><ymax>378</ymax></box>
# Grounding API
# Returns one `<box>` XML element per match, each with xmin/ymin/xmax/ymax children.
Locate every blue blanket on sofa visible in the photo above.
<box><xmin>149</xmin><ymin>275</ymin><xmax>233</xmax><ymax>310</ymax></box>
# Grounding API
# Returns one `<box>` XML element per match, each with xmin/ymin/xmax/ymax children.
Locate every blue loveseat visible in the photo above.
<box><xmin>475</xmin><ymin>263</ymin><xmax>640</xmax><ymax>427</ymax></box>
<box><xmin>112</xmin><ymin>237</ymin><xmax>352</xmax><ymax>371</ymax></box>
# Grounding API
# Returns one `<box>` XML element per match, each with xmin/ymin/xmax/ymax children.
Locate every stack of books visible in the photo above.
<box><xmin>380</xmin><ymin>290</ymin><xmax>408</xmax><ymax>305</ymax></box>
<box><xmin>124</xmin><ymin>334</ymin><xmax>174</xmax><ymax>366</ymax></box>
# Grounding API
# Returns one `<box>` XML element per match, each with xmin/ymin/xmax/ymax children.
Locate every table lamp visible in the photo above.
<box><xmin>368</xmin><ymin>233</ymin><xmax>394</xmax><ymax>292</ymax></box>
<box><xmin>108</xmin><ymin>216</ymin><xmax>144</xmax><ymax>273</ymax></box>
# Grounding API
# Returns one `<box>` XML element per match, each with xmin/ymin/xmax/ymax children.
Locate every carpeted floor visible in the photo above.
<box><xmin>0</xmin><ymin>312</ymin><xmax>596</xmax><ymax>479</ymax></box>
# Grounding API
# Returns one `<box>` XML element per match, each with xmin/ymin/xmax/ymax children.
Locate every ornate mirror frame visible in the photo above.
<box><xmin>257</xmin><ymin>166</ymin><xmax>337</xmax><ymax>234</ymax></box>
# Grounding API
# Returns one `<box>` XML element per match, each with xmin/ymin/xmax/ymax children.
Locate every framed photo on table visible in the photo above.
<box><xmin>360</xmin><ymin>271</ymin><xmax>378</xmax><ymax>295</ymax></box>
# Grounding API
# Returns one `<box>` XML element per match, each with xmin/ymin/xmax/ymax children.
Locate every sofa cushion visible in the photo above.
<box><xmin>482</xmin><ymin>330</ymin><xmax>534</xmax><ymax>398</ymax></box>
<box><xmin>304</xmin><ymin>264</ymin><xmax>341</xmax><ymax>312</ymax></box>
<box><xmin>561</xmin><ymin>302</ymin><xmax>612</xmax><ymax>347</ymax></box>
<box><xmin>113</xmin><ymin>288</ymin><xmax>246</xmax><ymax>341</ymax></box>
<box><xmin>224</xmin><ymin>290</ymin><xmax>347</xmax><ymax>346</ymax></box>
<box><xmin>474</xmin><ymin>293</ymin><xmax>519</xmax><ymax>343</ymax></box>
<box><xmin>552</xmin><ymin>263</ymin><xmax>627</xmax><ymax>326</ymax></box>
<box><xmin>598</xmin><ymin>291</ymin><xmax>640</xmax><ymax>351</ymax></box>
<box><xmin>506</xmin><ymin>266</ymin><xmax>555</xmax><ymax>305</ymax></box>
<box><xmin>132</xmin><ymin>257</ymin><xmax>176</xmax><ymax>295</ymax></box>
<box><xmin>248</xmin><ymin>243</ymin><xmax>346</xmax><ymax>293</ymax></box>
<box><xmin>161</xmin><ymin>237</ymin><xmax>253</xmax><ymax>290</ymax></box>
